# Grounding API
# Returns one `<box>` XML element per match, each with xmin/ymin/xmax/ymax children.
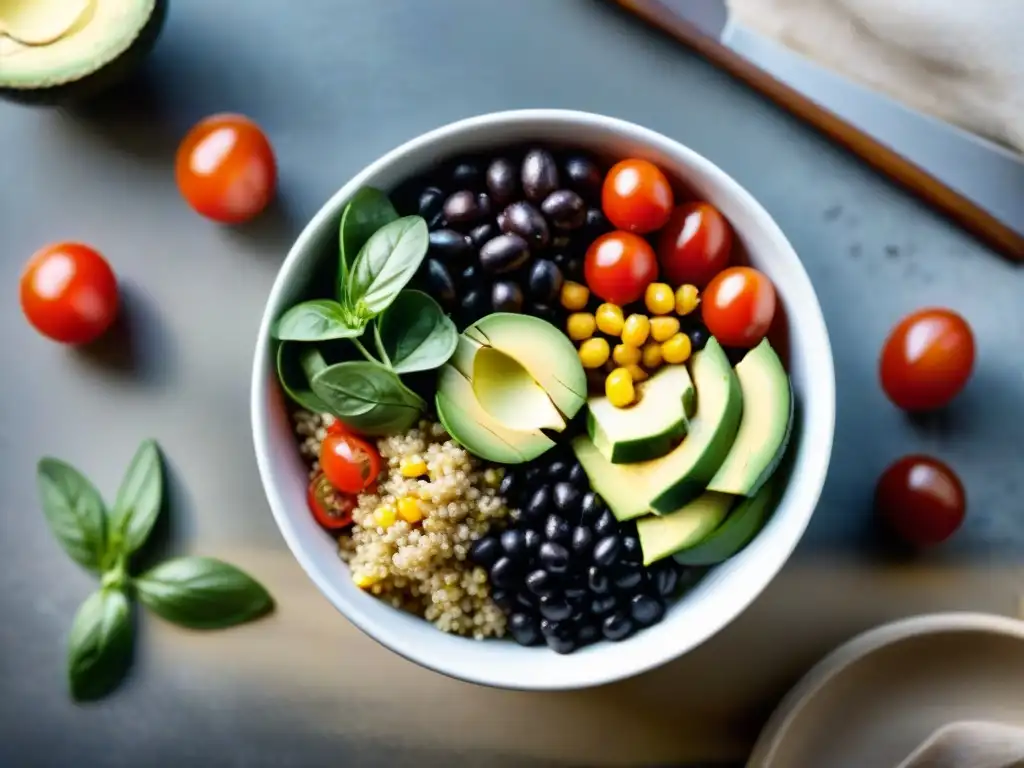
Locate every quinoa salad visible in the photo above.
<box><xmin>272</xmin><ymin>147</ymin><xmax>794</xmax><ymax>653</ymax></box>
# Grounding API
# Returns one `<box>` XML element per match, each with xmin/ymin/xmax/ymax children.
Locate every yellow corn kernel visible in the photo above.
<box><xmin>566</xmin><ymin>312</ymin><xmax>596</xmax><ymax>341</ymax></box>
<box><xmin>400</xmin><ymin>459</ymin><xmax>427</xmax><ymax>478</ymax></box>
<box><xmin>661</xmin><ymin>332</ymin><xmax>693</xmax><ymax>364</ymax></box>
<box><xmin>621</xmin><ymin>314</ymin><xmax>650</xmax><ymax>347</ymax></box>
<box><xmin>605</xmin><ymin>367</ymin><xmax>635</xmax><ymax>407</ymax></box>
<box><xmin>560</xmin><ymin>281</ymin><xmax>590</xmax><ymax>311</ymax></box>
<box><xmin>625</xmin><ymin>364</ymin><xmax>649</xmax><ymax>382</ymax></box>
<box><xmin>373</xmin><ymin>504</ymin><xmax>397</xmax><ymax>528</ymax></box>
<box><xmin>353</xmin><ymin>571</ymin><xmax>379</xmax><ymax>589</ymax></box>
<box><xmin>595</xmin><ymin>303</ymin><xmax>625</xmax><ymax>336</ymax></box>
<box><xmin>641</xmin><ymin>340</ymin><xmax>663</xmax><ymax>369</ymax></box>
<box><xmin>612</xmin><ymin>343</ymin><xmax>642</xmax><ymax>367</ymax></box>
<box><xmin>578</xmin><ymin>337</ymin><xmax>610</xmax><ymax>369</ymax></box>
<box><xmin>675</xmin><ymin>284</ymin><xmax>700</xmax><ymax>316</ymax></box>
<box><xmin>650</xmin><ymin>316</ymin><xmax>681</xmax><ymax>343</ymax></box>
<box><xmin>644</xmin><ymin>283</ymin><xmax>675</xmax><ymax>315</ymax></box>
<box><xmin>397</xmin><ymin>497</ymin><xmax>423</xmax><ymax>524</ymax></box>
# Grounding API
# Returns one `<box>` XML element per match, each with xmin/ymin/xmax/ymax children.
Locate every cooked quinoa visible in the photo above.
<box><xmin>292</xmin><ymin>411</ymin><xmax>510</xmax><ymax>639</ymax></box>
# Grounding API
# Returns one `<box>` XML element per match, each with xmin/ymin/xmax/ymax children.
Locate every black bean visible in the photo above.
<box><xmin>649</xmin><ymin>563</ymin><xmax>678</xmax><ymax>598</ymax></box>
<box><xmin>577</xmin><ymin>623</ymin><xmax>600</xmax><ymax>646</ymax></box>
<box><xmin>476</xmin><ymin>192</ymin><xmax>493</xmax><ymax>219</ymax></box>
<box><xmin>521</xmin><ymin>148</ymin><xmax>560</xmax><ymax>202</ymax></box>
<box><xmin>542</xmin><ymin>623</ymin><xmax>576</xmax><ymax>654</ymax></box>
<box><xmin>539</xmin><ymin>542</ymin><xmax>570</xmax><ymax>574</ymax></box>
<box><xmin>552</xmin><ymin>482</ymin><xmax>582</xmax><ymax>515</ymax></box>
<box><xmin>421</xmin><ymin>258</ymin><xmax>456</xmax><ymax>308</ymax></box>
<box><xmin>540</xmin><ymin>618</ymin><xmax>562</xmax><ymax>637</ymax></box>
<box><xmin>546</xmin><ymin>460</ymin><xmax>570</xmax><ymax>481</ymax></box>
<box><xmin>584</xmin><ymin>207</ymin><xmax>612</xmax><ymax>238</ymax></box>
<box><xmin>564</xmin><ymin>576</ymin><xmax>588</xmax><ymax>601</ymax></box>
<box><xmin>523</xmin><ymin>486</ymin><xmax>552</xmax><ymax>525</ymax></box>
<box><xmin>688</xmin><ymin>325</ymin><xmax>710</xmax><ymax>351</ymax></box>
<box><xmin>525</xmin><ymin>568</ymin><xmax>557</xmax><ymax>598</ymax></box>
<box><xmin>490</xmin><ymin>556</ymin><xmax>519</xmax><ymax>589</ymax></box>
<box><xmin>479</xmin><ymin>234</ymin><xmax>530</xmax><ymax>274</ymax></box>
<box><xmin>516</xmin><ymin>590</ymin><xmax>536</xmax><ymax>611</ymax></box>
<box><xmin>568</xmin><ymin>462</ymin><xmax>588</xmax><ymax>488</ymax></box>
<box><xmin>417</xmin><ymin>186</ymin><xmax>446</xmax><ymax>228</ymax></box>
<box><xmin>594</xmin><ymin>509</ymin><xmax>618</xmax><ymax>538</ymax></box>
<box><xmin>539</xmin><ymin>595</ymin><xmax>572</xmax><ymax>622</ymax></box>
<box><xmin>500</xmin><ymin>529</ymin><xmax>527</xmax><ymax>561</ymax></box>
<box><xmin>500</xmin><ymin>201</ymin><xmax>550</xmax><ymax>249</ymax></box>
<box><xmin>613</xmin><ymin>563</ymin><xmax>643</xmax><ymax>591</ymax></box>
<box><xmin>564</xmin><ymin>256</ymin><xmax>584</xmax><ymax>282</ymax></box>
<box><xmin>580</xmin><ymin>492</ymin><xmax>604</xmax><ymax>524</ymax></box>
<box><xmin>458</xmin><ymin>263</ymin><xmax>484</xmax><ymax>292</ymax></box>
<box><xmin>525</xmin><ymin>465</ymin><xmax>543</xmax><ymax>485</ymax></box>
<box><xmin>498</xmin><ymin>468</ymin><xmax>518</xmax><ymax>498</ymax></box>
<box><xmin>443</xmin><ymin>190</ymin><xmax>485</xmax><ymax>227</ymax></box>
<box><xmin>571</xmin><ymin>526</ymin><xmax>593</xmax><ymax>556</ymax></box>
<box><xmin>429</xmin><ymin>229</ymin><xmax>474</xmax><ymax>262</ymax></box>
<box><xmin>450</xmin><ymin>160</ymin><xmax>483</xmax><ymax>189</ymax></box>
<box><xmin>469</xmin><ymin>536</ymin><xmax>501</xmax><ymax>568</ymax></box>
<box><xmin>526</xmin><ymin>259</ymin><xmax>564</xmax><ymax>305</ymax></box>
<box><xmin>602</xmin><ymin>612</ymin><xmax>635</xmax><ymax>641</ymax></box>
<box><xmin>509</xmin><ymin>612</ymin><xmax>542</xmax><ymax>646</ymax></box>
<box><xmin>541</xmin><ymin>189</ymin><xmax>587</xmax><ymax>230</ymax></box>
<box><xmin>590</xmin><ymin>594</ymin><xmax>617</xmax><ymax>616</ymax></box>
<box><xmin>620</xmin><ymin>536</ymin><xmax>642</xmax><ymax>564</ymax></box>
<box><xmin>551</xmin><ymin>234</ymin><xmax>572</xmax><ymax>251</ymax></box>
<box><xmin>523</xmin><ymin>529</ymin><xmax>542</xmax><ymax>554</ymax></box>
<box><xmin>486</xmin><ymin>158</ymin><xmax>519</xmax><ymax>206</ymax></box>
<box><xmin>528</xmin><ymin>302</ymin><xmax>558</xmax><ymax>324</ymax></box>
<box><xmin>491</xmin><ymin>589</ymin><xmax>514</xmax><ymax>612</ymax></box>
<box><xmin>459</xmin><ymin>289</ymin><xmax>489</xmax><ymax>325</ymax></box>
<box><xmin>469</xmin><ymin>222</ymin><xmax>498</xmax><ymax>249</ymax></box>
<box><xmin>563</xmin><ymin>155</ymin><xmax>603</xmax><ymax>201</ymax></box>
<box><xmin>630</xmin><ymin>594</ymin><xmax>665</xmax><ymax>627</ymax></box>
<box><xmin>544</xmin><ymin>514</ymin><xmax>571</xmax><ymax>546</ymax></box>
<box><xmin>588</xmin><ymin>567</ymin><xmax>611</xmax><ymax>595</ymax></box>
<box><xmin>491</xmin><ymin>281</ymin><xmax>524</xmax><ymax>313</ymax></box>
<box><xmin>592</xmin><ymin>536</ymin><xmax>621</xmax><ymax>567</ymax></box>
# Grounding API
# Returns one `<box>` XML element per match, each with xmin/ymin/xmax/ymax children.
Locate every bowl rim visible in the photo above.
<box><xmin>251</xmin><ymin>108</ymin><xmax>836</xmax><ymax>690</ymax></box>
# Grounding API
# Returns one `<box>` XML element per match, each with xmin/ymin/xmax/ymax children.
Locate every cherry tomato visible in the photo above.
<box><xmin>175</xmin><ymin>113</ymin><xmax>277</xmax><ymax>224</ymax></box>
<box><xmin>701</xmin><ymin>266</ymin><xmax>776</xmax><ymax>348</ymax></box>
<box><xmin>584</xmin><ymin>231</ymin><xmax>659</xmax><ymax>305</ymax></box>
<box><xmin>657</xmin><ymin>202</ymin><xmax>733</xmax><ymax>287</ymax></box>
<box><xmin>880</xmin><ymin>308</ymin><xmax>974</xmax><ymax>411</ymax></box>
<box><xmin>319</xmin><ymin>433</ymin><xmax>381</xmax><ymax>494</ymax></box>
<box><xmin>325</xmin><ymin>420</ymin><xmax>349</xmax><ymax>437</ymax></box>
<box><xmin>875</xmin><ymin>455</ymin><xmax>965</xmax><ymax>547</ymax></box>
<box><xmin>601</xmin><ymin>158</ymin><xmax>674</xmax><ymax>234</ymax></box>
<box><xmin>20</xmin><ymin>242</ymin><xmax>119</xmax><ymax>345</ymax></box>
<box><xmin>307</xmin><ymin>472</ymin><xmax>355</xmax><ymax>530</ymax></box>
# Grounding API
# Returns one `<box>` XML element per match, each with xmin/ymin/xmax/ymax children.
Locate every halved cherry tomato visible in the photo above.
<box><xmin>880</xmin><ymin>308</ymin><xmax>974</xmax><ymax>412</ymax></box>
<box><xmin>325</xmin><ymin>420</ymin><xmax>349</xmax><ymax>437</ymax></box>
<box><xmin>657</xmin><ymin>202</ymin><xmax>733</xmax><ymax>287</ymax></box>
<box><xmin>875</xmin><ymin>455</ymin><xmax>965</xmax><ymax>547</ymax></box>
<box><xmin>319</xmin><ymin>433</ymin><xmax>381</xmax><ymax>494</ymax></box>
<box><xmin>20</xmin><ymin>242</ymin><xmax>119</xmax><ymax>345</ymax></box>
<box><xmin>584</xmin><ymin>231</ymin><xmax>659</xmax><ymax>305</ymax></box>
<box><xmin>602</xmin><ymin>159</ymin><xmax>674</xmax><ymax>234</ymax></box>
<box><xmin>175</xmin><ymin>113</ymin><xmax>277</xmax><ymax>224</ymax></box>
<box><xmin>701</xmin><ymin>266</ymin><xmax>776</xmax><ymax>348</ymax></box>
<box><xmin>307</xmin><ymin>472</ymin><xmax>355</xmax><ymax>530</ymax></box>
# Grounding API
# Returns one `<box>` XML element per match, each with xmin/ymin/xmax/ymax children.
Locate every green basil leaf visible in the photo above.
<box><xmin>108</xmin><ymin>440</ymin><xmax>163</xmax><ymax>557</ymax></box>
<box><xmin>310</xmin><ymin>360</ymin><xmax>423</xmax><ymax>435</ymax></box>
<box><xmin>67</xmin><ymin>588</ymin><xmax>133</xmax><ymax>701</ymax></box>
<box><xmin>347</xmin><ymin>216</ymin><xmax>429</xmax><ymax>317</ymax></box>
<box><xmin>339</xmin><ymin>187</ymin><xmax>398</xmax><ymax>299</ymax></box>
<box><xmin>37</xmin><ymin>458</ymin><xmax>107</xmax><ymax>572</ymax></box>
<box><xmin>135</xmin><ymin>557</ymin><xmax>274</xmax><ymax>630</ymax></box>
<box><xmin>275</xmin><ymin>342</ymin><xmax>331</xmax><ymax>413</ymax></box>
<box><xmin>272</xmin><ymin>300</ymin><xmax>365</xmax><ymax>342</ymax></box>
<box><xmin>378</xmin><ymin>290</ymin><xmax>458</xmax><ymax>374</ymax></box>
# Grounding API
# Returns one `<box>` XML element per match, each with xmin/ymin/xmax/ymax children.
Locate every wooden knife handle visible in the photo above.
<box><xmin>608</xmin><ymin>0</ymin><xmax>1024</xmax><ymax>261</ymax></box>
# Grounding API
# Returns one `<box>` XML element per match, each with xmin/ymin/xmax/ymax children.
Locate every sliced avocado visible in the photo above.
<box><xmin>637</xmin><ymin>492</ymin><xmax>733</xmax><ymax>565</ymax></box>
<box><xmin>436</xmin><ymin>362</ymin><xmax>554</xmax><ymax>464</ymax></box>
<box><xmin>707</xmin><ymin>339</ymin><xmax>793</xmax><ymax>496</ymax></box>
<box><xmin>0</xmin><ymin>0</ymin><xmax>168</xmax><ymax>105</ymax></box>
<box><xmin>472</xmin><ymin>347</ymin><xmax>566</xmax><ymax>432</ymax></box>
<box><xmin>465</xmin><ymin>313</ymin><xmax>586</xmax><ymax>418</ymax></box>
<box><xmin>572</xmin><ymin>338</ymin><xmax>743</xmax><ymax>520</ymax></box>
<box><xmin>673</xmin><ymin>478</ymin><xmax>778</xmax><ymax>566</ymax></box>
<box><xmin>587</xmin><ymin>365</ymin><xmax>695</xmax><ymax>464</ymax></box>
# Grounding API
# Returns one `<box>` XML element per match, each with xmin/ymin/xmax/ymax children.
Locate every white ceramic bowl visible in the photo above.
<box><xmin>251</xmin><ymin>109</ymin><xmax>836</xmax><ymax>690</ymax></box>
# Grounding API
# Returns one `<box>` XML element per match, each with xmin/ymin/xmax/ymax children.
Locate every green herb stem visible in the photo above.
<box><xmin>372</xmin><ymin>321</ymin><xmax>392</xmax><ymax>368</ymax></box>
<box><xmin>350</xmin><ymin>337</ymin><xmax>377</xmax><ymax>364</ymax></box>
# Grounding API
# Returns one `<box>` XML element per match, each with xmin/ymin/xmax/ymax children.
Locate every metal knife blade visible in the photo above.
<box><xmin>658</xmin><ymin>0</ymin><xmax>1023</xmax><ymax>239</ymax></box>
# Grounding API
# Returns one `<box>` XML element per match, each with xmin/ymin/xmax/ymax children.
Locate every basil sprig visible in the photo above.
<box><xmin>37</xmin><ymin>440</ymin><xmax>274</xmax><ymax>702</ymax></box>
<box><xmin>271</xmin><ymin>187</ymin><xmax>458</xmax><ymax>433</ymax></box>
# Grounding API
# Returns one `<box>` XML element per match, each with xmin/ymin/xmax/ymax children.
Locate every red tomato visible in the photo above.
<box><xmin>601</xmin><ymin>159</ymin><xmax>674</xmax><ymax>234</ymax></box>
<box><xmin>319</xmin><ymin>433</ymin><xmax>381</xmax><ymax>494</ymax></box>
<box><xmin>875</xmin><ymin>455</ymin><xmax>965</xmax><ymax>547</ymax></box>
<box><xmin>879</xmin><ymin>308</ymin><xmax>974</xmax><ymax>411</ymax></box>
<box><xmin>307</xmin><ymin>472</ymin><xmax>355</xmax><ymax>530</ymax></box>
<box><xmin>584</xmin><ymin>231</ymin><xmax>659</xmax><ymax>305</ymax></box>
<box><xmin>701</xmin><ymin>266</ymin><xmax>776</xmax><ymax>348</ymax></box>
<box><xmin>657</xmin><ymin>202</ymin><xmax>733</xmax><ymax>287</ymax></box>
<box><xmin>20</xmin><ymin>242</ymin><xmax>119</xmax><ymax>345</ymax></box>
<box><xmin>175</xmin><ymin>113</ymin><xmax>277</xmax><ymax>224</ymax></box>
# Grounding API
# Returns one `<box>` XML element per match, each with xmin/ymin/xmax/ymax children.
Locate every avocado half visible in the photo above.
<box><xmin>0</xmin><ymin>0</ymin><xmax>167</xmax><ymax>105</ymax></box>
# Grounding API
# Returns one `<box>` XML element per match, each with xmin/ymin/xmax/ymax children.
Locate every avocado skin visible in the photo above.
<box><xmin>0</xmin><ymin>0</ymin><xmax>168</xmax><ymax>106</ymax></box>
